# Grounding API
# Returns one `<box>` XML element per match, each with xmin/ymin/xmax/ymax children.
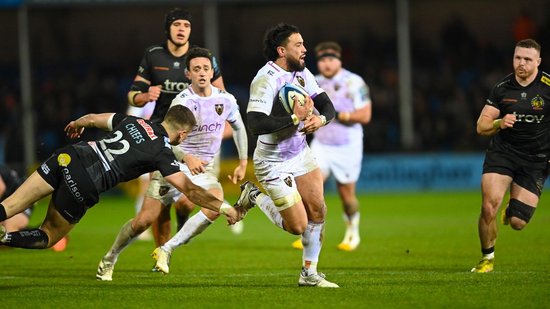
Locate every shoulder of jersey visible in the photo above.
<box><xmin>495</xmin><ymin>73</ymin><xmax>515</xmax><ymax>88</ymax></box>
<box><xmin>540</xmin><ymin>71</ymin><xmax>550</xmax><ymax>88</ymax></box>
<box><xmin>146</xmin><ymin>44</ymin><xmax>167</xmax><ymax>54</ymax></box>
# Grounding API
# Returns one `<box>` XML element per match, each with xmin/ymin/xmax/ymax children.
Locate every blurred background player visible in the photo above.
<box><xmin>0</xmin><ymin>164</ymin><xmax>68</xmax><ymax>251</ymax></box>
<box><xmin>239</xmin><ymin>23</ymin><xmax>338</xmax><ymax>288</ymax></box>
<box><xmin>127</xmin><ymin>7</ymin><xmax>226</xmax><ymax>246</ymax></box>
<box><xmin>291</xmin><ymin>41</ymin><xmax>372</xmax><ymax>251</ymax></box>
<box><xmin>471</xmin><ymin>38</ymin><xmax>550</xmax><ymax>273</ymax></box>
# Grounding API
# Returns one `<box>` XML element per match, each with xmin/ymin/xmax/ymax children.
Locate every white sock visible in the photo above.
<box><xmin>104</xmin><ymin>219</ymin><xmax>137</xmax><ymax>264</ymax></box>
<box><xmin>256</xmin><ymin>193</ymin><xmax>284</xmax><ymax>230</ymax></box>
<box><xmin>134</xmin><ymin>195</ymin><xmax>144</xmax><ymax>214</ymax></box>
<box><xmin>344</xmin><ymin>212</ymin><xmax>360</xmax><ymax>236</ymax></box>
<box><xmin>483</xmin><ymin>252</ymin><xmax>495</xmax><ymax>260</ymax></box>
<box><xmin>302</xmin><ymin>221</ymin><xmax>324</xmax><ymax>275</ymax></box>
<box><xmin>162</xmin><ymin>210</ymin><xmax>212</xmax><ymax>253</ymax></box>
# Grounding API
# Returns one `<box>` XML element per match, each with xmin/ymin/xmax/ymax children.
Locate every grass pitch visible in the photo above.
<box><xmin>1</xmin><ymin>190</ymin><xmax>549</xmax><ymax>308</ymax></box>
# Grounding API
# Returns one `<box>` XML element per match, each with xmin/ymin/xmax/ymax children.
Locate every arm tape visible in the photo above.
<box><xmin>247</xmin><ymin>111</ymin><xmax>294</xmax><ymax>136</ymax></box>
<box><xmin>130</xmin><ymin>80</ymin><xmax>149</xmax><ymax>93</ymax></box>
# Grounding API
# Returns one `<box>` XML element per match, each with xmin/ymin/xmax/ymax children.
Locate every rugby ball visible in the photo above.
<box><xmin>278</xmin><ymin>83</ymin><xmax>307</xmax><ymax>114</ymax></box>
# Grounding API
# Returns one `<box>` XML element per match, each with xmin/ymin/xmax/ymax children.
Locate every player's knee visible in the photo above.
<box><xmin>507</xmin><ymin>199</ymin><xmax>535</xmax><ymax>229</ymax></box>
<box><xmin>286</xmin><ymin>222</ymin><xmax>307</xmax><ymax>235</ymax></box>
<box><xmin>132</xmin><ymin>217</ymin><xmax>151</xmax><ymax>234</ymax></box>
<box><xmin>509</xmin><ymin>217</ymin><xmax>527</xmax><ymax>230</ymax></box>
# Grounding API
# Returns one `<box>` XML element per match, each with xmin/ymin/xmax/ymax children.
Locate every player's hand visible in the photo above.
<box><xmin>501</xmin><ymin>114</ymin><xmax>516</xmax><ymax>129</ymax></box>
<box><xmin>148</xmin><ymin>85</ymin><xmax>162</xmax><ymax>102</ymax></box>
<box><xmin>293</xmin><ymin>95</ymin><xmax>314</xmax><ymax>121</ymax></box>
<box><xmin>183</xmin><ymin>154</ymin><xmax>208</xmax><ymax>175</ymax></box>
<box><xmin>228</xmin><ymin>160</ymin><xmax>247</xmax><ymax>184</ymax></box>
<box><xmin>300</xmin><ymin>114</ymin><xmax>323</xmax><ymax>135</ymax></box>
<box><xmin>64</xmin><ymin>121</ymin><xmax>84</xmax><ymax>139</ymax></box>
<box><xmin>222</xmin><ymin>207</ymin><xmax>240</xmax><ymax>225</ymax></box>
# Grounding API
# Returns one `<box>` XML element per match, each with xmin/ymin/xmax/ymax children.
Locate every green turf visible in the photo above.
<box><xmin>2</xmin><ymin>191</ymin><xmax>549</xmax><ymax>308</ymax></box>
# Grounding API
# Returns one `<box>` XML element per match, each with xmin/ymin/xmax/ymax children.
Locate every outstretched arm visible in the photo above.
<box><xmin>65</xmin><ymin>113</ymin><xmax>116</xmax><ymax>139</ymax></box>
<box><xmin>164</xmin><ymin>171</ymin><xmax>242</xmax><ymax>224</ymax></box>
<box><xmin>228</xmin><ymin>116</ymin><xmax>248</xmax><ymax>184</ymax></box>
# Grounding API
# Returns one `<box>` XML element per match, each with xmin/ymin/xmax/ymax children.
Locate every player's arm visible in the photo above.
<box><xmin>476</xmin><ymin>104</ymin><xmax>516</xmax><ymax>136</ymax></box>
<box><xmin>64</xmin><ymin>113</ymin><xmax>118</xmax><ymax>139</ymax></box>
<box><xmin>163</xmin><ymin>171</ymin><xmax>240</xmax><ymax>224</ymax></box>
<box><xmin>228</xmin><ymin>115</ymin><xmax>248</xmax><ymax>184</ymax></box>
<box><xmin>336</xmin><ymin>104</ymin><xmax>371</xmax><ymax>125</ymax></box>
<box><xmin>301</xmin><ymin>93</ymin><xmax>335</xmax><ymax>134</ymax></box>
<box><xmin>128</xmin><ymin>75</ymin><xmax>161</xmax><ymax>107</ymax></box>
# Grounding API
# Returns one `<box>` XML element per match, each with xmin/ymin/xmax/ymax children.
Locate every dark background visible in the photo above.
<box><xmin>0</xmin><ymin>0</ymin><xmax>548</xmax><ymax>167</ymax></box>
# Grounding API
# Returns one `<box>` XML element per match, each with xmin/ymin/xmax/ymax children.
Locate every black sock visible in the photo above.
<box><xmin>481</xmin><ymin>246</ymin><xmax>494</xmax><ymax>255</ymax></box>
<box><xmin>0</xmin><ymin>203</ymin><xmax>7</xmax><ymax>221</ymax></box>
<box><xmin>3</xmin><ymin>228</ymin><xmax>50</xmax><ymax>249</ymax></box>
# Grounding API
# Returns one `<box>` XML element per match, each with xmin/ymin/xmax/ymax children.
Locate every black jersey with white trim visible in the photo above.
<box><xmin>486</xmin><ymin>70</ymin><xmax>550</xmax><ymax>156</ymax></box>
<box><xmin>71</xmin><ymin>113</ymin><xmax>181</xmax><ymax>194</ymax></box>
<box><xmin>137</xmin><ymin>44</ymin><xmax>222</xmax><ymax>123</ymax></box>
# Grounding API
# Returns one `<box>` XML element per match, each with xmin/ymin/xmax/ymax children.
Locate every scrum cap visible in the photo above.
<box><xmin>164</xmin><ymin>8</ymin><xmax>192</xmax><ymax>38</ymax></box>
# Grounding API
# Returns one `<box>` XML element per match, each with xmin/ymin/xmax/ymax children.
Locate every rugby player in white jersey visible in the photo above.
<box><xmin>291</xmin><ymin>41</ymin><xmax>372</xmax><ymax>251</ymax></box>
<box><xmin>235</xmin><ymin>23</ymin><xmax>338</xmax><ymax>287</ymax></box>
<box><xmin>97</xmin><ymin>47</ymin><xmax>248</xmax><ymax>280</ymax></box>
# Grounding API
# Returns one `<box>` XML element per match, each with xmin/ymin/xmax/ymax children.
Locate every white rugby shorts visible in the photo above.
<box><xmin>253</xmin><ymin>146</ymin><xmax>318</xmax><ymax>210</ymax></box>
<box><xmin>310</xmin><ymin>138</ymin><xmax>363</xmax><ymax>184</ymax></box>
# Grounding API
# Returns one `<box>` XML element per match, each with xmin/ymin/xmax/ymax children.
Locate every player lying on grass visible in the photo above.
<box><xmin>0</xmin><ymin>105</ymin><xmax>245</xmax><ymax>250</ymax></box>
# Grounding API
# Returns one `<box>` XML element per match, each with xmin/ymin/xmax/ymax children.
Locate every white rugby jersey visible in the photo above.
<box><xmin>314</xmin><ymin>68</ymin><xmax>370</xmax><ymax>146</ymax></box>
<box><xmin>248</xmin><ymin>61</ymin><xmax>324</xmax><ymax>160</ymax></box>
<box><xmin>170</xmin><ymin>85</ymin><xmax>240</xmax><ymax>163</ymax></box>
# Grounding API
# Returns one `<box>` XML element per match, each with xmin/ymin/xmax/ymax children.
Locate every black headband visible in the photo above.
<box><xmin>317</xmin><ymin>52</ymin><xmax>341</xmax><ymax>60</ymax></box>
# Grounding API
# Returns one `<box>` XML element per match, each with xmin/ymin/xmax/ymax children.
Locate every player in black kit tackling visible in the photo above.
<box><xmin>0</xmin><ymin>105</ymin><xmax>243</xmax><ymax>250</ymax></box>
<box><xmin>471</xmin><ymin>39</ymin><xmax>550</xmax><ymax>273</ymax></box>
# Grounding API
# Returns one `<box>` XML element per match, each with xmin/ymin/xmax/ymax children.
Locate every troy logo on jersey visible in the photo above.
<box><xmin>163</xmin><ymin>80</ymin><xmax>189</xmax><ymax>92</ymax></box>
<box><xmin>513</xmin><ymin>112</ymin><xmax>544</xmax><ymax>123</ymax></box>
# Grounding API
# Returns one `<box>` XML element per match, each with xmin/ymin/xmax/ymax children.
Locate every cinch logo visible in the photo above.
<box><xmin>164</xmin><ymin>80</ymin><xmax>189</xmax><ymax>92</ymax></box>
<box><xmin>137</xmin><ymin>119</ymin><xmax>157</xmax><ymax>140</ymax></box>
<box><xmin>193</xmin><ymin>122</ymin><xmax>222</xmax><ymax>133</ymax></box>
<box><xmin>62</xmin><ymin>167</ymin><xmax>84</xmax><ymax>202</ymax></box>
<box><xmin>513</xmin><ymin>112</ymin><xmax>545</xmax><ymax>123</ymax></box>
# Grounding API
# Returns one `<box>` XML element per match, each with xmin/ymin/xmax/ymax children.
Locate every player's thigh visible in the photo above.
<box><xmin>480</xmin><ymin>173</ymin><xmax>512</xmax><ymax>208</ymax></box>
<box><xmin>295</xmin><ymin>168</ymin><xmax>326</xmax><ymax>221</ymax></box>
<box><xmin>510</xmin><ymin>182</ymin><xmax>540</xmax><ymax>207</ymax></box>
<box><xmin>2</xmin><ymin>171</ymin><xmax>53</xmax><ymax>217</ymax></box>
<box><xmin>40</xmin><ymin>200</ymin><xmax>75</xmax><ymax>246</ymax></box>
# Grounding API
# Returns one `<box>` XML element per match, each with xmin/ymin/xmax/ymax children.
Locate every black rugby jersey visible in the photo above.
<box><xmin>71</xmin><ymin>114</ymin><xmax>181</xmax><ymax>194</ymax></box>
<box><xmin>136</xmin><ymin>44</ymin><xmax>222</xmax><ymax>123</ymax></box>
<box><xmin>486</xmin><ymin>70</ymin><xmax>550</xmax><ymax>156</ymax></box>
